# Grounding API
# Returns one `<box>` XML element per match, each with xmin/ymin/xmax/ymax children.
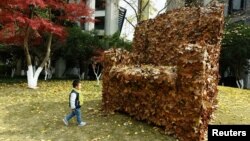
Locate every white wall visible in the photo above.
<box><xmin>105</xmin><ymin>0</ymin><xmax>119</xmax><ymax>36</ymax></box>
<box><xmin>85</xmin><ymin>0</ymin><xmax>95</xmax><ymax>31</ymax></box>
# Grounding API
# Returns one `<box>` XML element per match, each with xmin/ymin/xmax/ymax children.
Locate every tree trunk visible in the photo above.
<box><xmin>23</xmin><ymin>7</ymin><xmax>53</xmax><ymax>89</ymax></box>
<box><xmin>24</xmin><ymin>27</ymin><xmax>32</xmax><ymax>66</ymax></box>
<box><xmin>92</xmin><ymin>63</ymin><xmax>102</xmax><ymax>85</ymax></box>
<box><xmin>138</xmin><ymin>0</ymin><xmax>150</xmax><ymax>22</ymax></box>
<box><xmin>11</xmin><ymin>68</ymin><xmax>15</xmax><ymax>78</ymax></box>
<box><xmin>96</xmin><ymin>73</ymin><xmax>102</xmax><ymax>85</ymax></box>
<box><xmin>235</xmin><ymin>65</ymin><xmax>244</xmax><ymax>89</ymax></box>
<box><xmin>165</xmin><ymin>0</ymin><xmax>185</xmax><ymax>11</ymax></box>
<box><xmin>27</xmin><ymin>65</ymin><xmax>43</xmax><ymax>88</ymax></box>
<box><xmin>25</xmin><ymin>32</ymin><xmax>53</xmax><ymax>89</ymax></box>
<box><xmin>236</xmin><ymin>79</ymin><xmax>244</xmax><ymax>89</ymax></box>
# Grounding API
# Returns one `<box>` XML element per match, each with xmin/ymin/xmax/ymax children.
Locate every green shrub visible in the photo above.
<box><xmin>220</xmin><ymin>22</ymin><xmax>250</xmax><ymax>79</ymax></box>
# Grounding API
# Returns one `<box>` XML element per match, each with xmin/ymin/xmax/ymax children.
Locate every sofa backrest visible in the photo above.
<box><xmin>131</xmin><ymin>5</ymin><xmax>224</xmax><ymax>67</ymax></box>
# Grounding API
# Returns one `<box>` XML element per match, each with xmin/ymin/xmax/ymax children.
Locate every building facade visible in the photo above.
<box><xmin>225</xmin><ymin>0</ymin><xmax>250</xmax><ymax>23</ymax></box>
<box><xmin>82</xmin><ymin>0</ymin><xmax>126</xmax><ymax>36</ymax></box>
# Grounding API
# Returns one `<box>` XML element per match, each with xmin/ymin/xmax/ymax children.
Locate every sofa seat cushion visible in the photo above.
<box><xmin>109</xmin><ymin>65</ymin><xmax>177</xmax><ymax>86</ymax></box>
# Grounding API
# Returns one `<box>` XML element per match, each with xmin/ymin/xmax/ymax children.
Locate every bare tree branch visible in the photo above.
<box><xmin>40</xmin><ymin>33</ymin><xmax>52</xmax><ymax>68</ymax></box>
<box><xmin>157</xmin><ymin>0</ymin><xmax>173</xmax><ymax>15</ymax></box>
<box><xmin>125</xmin><ymin>17</ymin><xmax>136</xmax><ymax>28</ymax></box>
<box><xmin>40</xmin><ymin>9</ymin><xmax>53</xmax><ymax>68</ymax></box>
<box><xmin>157</xmin><ymin>0</ymin><xmax>186</xmax><ymax>15</ymax></box>
<box><xmin>123</xmin><ymin>0</ymin><xmax>139</xmax><ymax>22</ymax></box>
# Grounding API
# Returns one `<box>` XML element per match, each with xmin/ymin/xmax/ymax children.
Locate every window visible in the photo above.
<box><xmin>95</xmin><ymin>17</ymin><xmax>105</xmax><ymax>30</ymax></box>
<box><xmin>80</xmin><ymin>17</ymin><xmax>86</xmax><ymax>30</ymax></box>
<box><xmin>228</xmin><ymin>0</ymin><xmax>246</xmax><ymax>15</ymax></box>
<box><xmin>96</xmin><ymin>0</ymin><xmax>105</xmax><ymax>10</ymax></box>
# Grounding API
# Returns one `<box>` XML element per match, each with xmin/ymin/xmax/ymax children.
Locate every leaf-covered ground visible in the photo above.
<box><xmin>0</xmin><ymin>79</ymin><xmax>249</xmax><ymax>141</ymax></box>
<box><xmin>211</xmin><ymin>86</ymin><xmax>250</xmax><ymax>124</ymax></box>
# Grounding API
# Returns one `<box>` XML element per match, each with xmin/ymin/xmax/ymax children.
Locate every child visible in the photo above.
<box><xmin>63</xmin><ymin>79</ymin><xmax>86</xmax><ymax>126</ymax></box>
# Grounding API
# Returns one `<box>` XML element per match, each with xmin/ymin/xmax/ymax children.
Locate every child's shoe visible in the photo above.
<box><xmin>78</xmin><ymin>122</ymin><xmax>86</xmax><ymax>126</ymax></box>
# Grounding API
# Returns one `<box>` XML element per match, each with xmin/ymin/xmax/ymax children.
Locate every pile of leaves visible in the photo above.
<box><xmin>102</xmin><ymin>2</ymin><xmax>224</xmax><ymax>141</ymax></box>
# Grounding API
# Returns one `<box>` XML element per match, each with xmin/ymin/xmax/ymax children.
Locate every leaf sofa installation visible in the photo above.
<box><xmin>102</xmin><ymin>3</ymin><xmax>224</xmax><ymax>141</ymax></box>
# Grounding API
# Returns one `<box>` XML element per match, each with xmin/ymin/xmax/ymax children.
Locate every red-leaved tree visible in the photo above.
<box><xmin>0</xmin><ymin>0</ymin><xmax>93</xmax><ymax>88</ymax></box>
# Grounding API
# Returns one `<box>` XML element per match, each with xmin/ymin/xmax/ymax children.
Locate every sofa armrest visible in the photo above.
<box><xmin>103</xmin><ymin>48</ymin><xmax>133</xmax><ymax>70</ymax></box>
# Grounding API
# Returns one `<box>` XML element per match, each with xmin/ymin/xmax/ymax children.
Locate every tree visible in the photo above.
<box><xmin>91</xmin><ymin>60</ymin><xmax>102</xmax><ymax>85</ymax></box>
<box><xmin>122</xmin><ymin>0</ymin><xmax>152</xmax><ymax>28</ymax></box>
<box><xmin>57</xmin><ymin>27</ymin><xmax>102</xmax><ymax>79</ymax></box>
<box><xmin>52</xmin><ymin>26</ymin><xmax>131</xmax><ymax>81</ymax></box>
<box><xmin>103</xmin><ymin>32</ymin><xmax>132</xmax><ymax>51</ymax></box>
<box><xmin>122</xmin><ymin>0</ymin><xmax>184</xmax><ymax>28</ymax></box>
<box><xmin>220</xmin><ymin>22</ymin><xmax>250</xmax><ymax>88</ymax></box>
<box><xmin>137</xmin><ymin>0</ymin><xmax>150</xmax><ymax>21</ymax></box>
<box><xmin>0</xmin><ymin>0</ymin><xmax>93</xmax><ymax>88</ymax></box>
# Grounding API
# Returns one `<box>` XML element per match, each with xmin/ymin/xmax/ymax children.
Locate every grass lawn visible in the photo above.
<box><xmin>0</xmin><ymin>79</ymin><xmax>249</xmax><ymax>141</ymax></box>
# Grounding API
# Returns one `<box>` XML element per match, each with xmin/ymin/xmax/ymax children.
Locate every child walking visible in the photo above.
<box><xmin>63</xmin><ymin>79</ymin><xmax>86</xmax><ymax>126</ymax></box>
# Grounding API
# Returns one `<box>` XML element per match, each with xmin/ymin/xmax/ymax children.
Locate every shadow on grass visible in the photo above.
<box><xmin>3</xmin><ymin>100</ymin><xmax>176</xmax><ymax>141</ymax></box>
<box><xmin>0</xmin><ymin>77</ymin><xmax>26</xmax><ymax>84</ymax></box>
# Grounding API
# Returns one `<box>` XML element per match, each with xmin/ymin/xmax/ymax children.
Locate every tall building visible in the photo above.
<box><xmin>226</xmin><ymin>0</ymin><xmax>250</xmax><ymax>23</ymax></box>
<box><xmin>82</xmin><ymin>0</ymin><xmax>126</xmax><ymax>36</ymax></box>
